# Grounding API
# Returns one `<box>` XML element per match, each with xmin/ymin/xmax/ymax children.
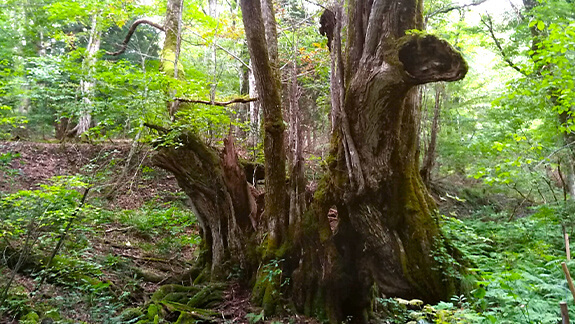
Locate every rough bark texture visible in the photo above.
<box><xmin>311</xmin><ymin>0</ymin><xmax>469</xmax><ymax>320</ymax></box>
<box><xmin>152</xmin><ymin>133</ymin><xmax>257</xmax><ymax>278</ymax></box>
<box><xmin>148</xmin><ymin>0</ymin><xmax>469</xmax><ymax>322</ymax></box>
<box><xmin>240</xmin><ymin>0</ymin><xmax>287</xmax><ymax>251</ymax></box>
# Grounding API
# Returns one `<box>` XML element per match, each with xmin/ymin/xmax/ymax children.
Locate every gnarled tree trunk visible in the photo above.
<box><xmin>303</xmin><ymin>0</ymin><xmax>469</xmax><ymax>321</ymax></box>
<box><xmin>146</xmin><ymin>0</ymin><xmax>469</xmax><ymax>323</ymax></box>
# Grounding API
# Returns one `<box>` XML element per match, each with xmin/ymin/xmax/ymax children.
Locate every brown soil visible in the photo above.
<box><xmin>0</xmin><ymin>140</ymin><xmax>182</xmax><ymax>209</ymax></box>
<box><xmin>0</xmin><ymin>140</ymin><xmax>290</xmax><ymax>323</ymax></box>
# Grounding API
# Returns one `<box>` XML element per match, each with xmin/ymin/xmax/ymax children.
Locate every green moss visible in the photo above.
<box><xmin>160</xmin><ymin>300</ymin><xmax>218</xmax><ymax>322</ymax></box>
<box><xmin>151</xmin><ymin>284</ymin><xmax>201</xmax><ymax>303</ymax></box>
<box><xmin>274</xmin><ymin>241</ymin><xmax>292</xmax><ymax>259</ymax></box>
<box><xmin>186</xmin><ymin>283</ymin><xmax>225</xmax><ymax>308</ymax></box>
<box><xmin>192</xmin><ymin>267</ymin><xmax>210</xmax><ymax>285</ymax></box>
<box><xmin>119</xmin><ymin>308</ymin><xmax>143</xmax><ymax>322</ymax></box>
<box><xmin>262</xmin><ymin>277</ymin><xmax>280</xmax><ymax>316</ymax></box>
<box><xmin>160</xmin><ymin>49</ymin><xmax>185</xmax><ymax>80</ymax></box>
<box><xmin>146</xmin><ymin>303</ymin><xmax>161</xmax><ymax>320</ymax></box>
<box><xmin>20</xmin><ymin>312</ymin><xmax>40</xmax><ymax>324</ymax></box>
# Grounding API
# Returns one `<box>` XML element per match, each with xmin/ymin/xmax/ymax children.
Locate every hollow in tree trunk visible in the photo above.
<box><xmin>146</xmin><ymin>0</ymin><xmax>470</xmax><ymax>322</ymax></box>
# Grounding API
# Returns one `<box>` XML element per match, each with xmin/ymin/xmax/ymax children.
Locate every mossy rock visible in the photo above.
<box><xmin>119</xmin><ymin>308</ymin><xmax>144</xmax><ymax>322</ymax></box>
<box><xmin>186</xmin><ymin>283</ymin><xmax>225</xmax><ymax>308</ymax></box>
<box><xmin>151</xmin><ymin>284</ymin><xmax>201</xmax><ymax>303</ymax></box>
<box><xmin>20</xmin><ymin>311</ymin><xmax>40</xmax><ymax>324</ymax></box>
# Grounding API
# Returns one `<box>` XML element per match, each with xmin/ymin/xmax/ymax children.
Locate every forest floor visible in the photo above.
<box><xmin>1</xmin><ymin>140</ymin><xmax>571</xmax><ymax>324</ymax></box>
<box><xmin>0</xmin><ymin>140</ymin><xmax>267</xmax><ymax>323</ymax></box>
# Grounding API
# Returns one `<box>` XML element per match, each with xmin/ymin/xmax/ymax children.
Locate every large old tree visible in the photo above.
<box><xmin>129</xmin><ymin>0</ymin><xmax>469</xmax><ymax>322</ymax></box>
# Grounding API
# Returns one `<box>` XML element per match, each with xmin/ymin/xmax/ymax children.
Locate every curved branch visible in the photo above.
<box><xmin>399</xmin><ymin>35</ymin><xmax>468</xmax><ymax>84</ymax></box>
<box><xmin>106</xmin><ymin>19</ymin><xmax>165</xmax><ymax>56</ymax></box>
<box><xmin>174</xmin><ymin>97</ymin><xmax>258</xmax><ymax>106</ymax></box>
<box><xmin>480</xmin><ymin>15</ymin><xmax>526</xmax><ymax>75</ymax></box>
<box><xmin>426</xmin><ymin>0</ymin><xmax>489</xmax><ymax>20</ymax></box>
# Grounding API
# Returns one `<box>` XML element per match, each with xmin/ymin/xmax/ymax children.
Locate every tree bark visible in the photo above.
<box><xmin>314</xmin><ymin>0</ymin><xmax>468</xmax><ymax>320</ymax></box>
<box><xmin>152</xmin><ymin>132</ymin><xmax>257</xmax><ymax>278</ymax></box>
<box><xmin>146</xmin><ymin>0</ymin><xmax>469</xmax><ymax>322</ymax></box>
<box><xmin>162</xmin><ymin>0</ymin><xmax>184</xmax><ymax>118</ymax></box>
<box><xmin>240</xmin><ymin>0</ymin><xmax>287</xmax><ymax>252</ymax></box>
<box><xmin>68</xmin><ymin>13</ymin><xmax>101</xmax><ymax>137</ymax></box>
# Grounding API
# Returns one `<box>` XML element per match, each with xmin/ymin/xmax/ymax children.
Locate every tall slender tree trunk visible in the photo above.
<box><xmin>241</xmin><ymin>0</ymin><xmax>287</xmax><ymax>252</ymax></box>
<box><xmin>69</xmin><ymin>14</ymin><xmax>101</xmax><ymax>137</ymax></box>
<box><xmin>421</xmin><ymin>83</ymin><xmax>444</xmax><ymax>186</ymax></box>
<box><xmin>162</xmin><ymin>0</ymin><xmax>184</xmax><ymax>118</ymax></box>
<box><xmin>247</xmin><ymin>62</ymin><xmax>260</xmax><ymax>148</ymax></box>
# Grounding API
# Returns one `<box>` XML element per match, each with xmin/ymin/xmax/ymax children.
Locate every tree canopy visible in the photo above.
<box><xmin>2</xmin><ymin>0</ymin><xmax>575</xmax><ymax>323</ymax></box>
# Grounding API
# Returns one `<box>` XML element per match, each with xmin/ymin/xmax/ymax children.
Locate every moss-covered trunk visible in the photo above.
<box><xmin>149</xmin><ymin>0</ymin><xmax>469</xmax><ymax>323</ymax></box>
<box><xmin>298</xmin><ymin>0</ymin><xmax>470</xmax><ymax>321</ymax></box>
<box><xmin>152</xmin><ymin>133</ymin><xmax>257</xmax><ymax>279</ymax></box>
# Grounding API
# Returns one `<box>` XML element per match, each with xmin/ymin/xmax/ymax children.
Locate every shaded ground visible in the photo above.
<box><xmin>0</xmin><ymin>140</ymin><xmax>268</xmax><ymax>323</ymax></box>
<box><xmin>0</xmin><ymin>140</ymin><xmax>180</xmax><ymax>209</ymax></box>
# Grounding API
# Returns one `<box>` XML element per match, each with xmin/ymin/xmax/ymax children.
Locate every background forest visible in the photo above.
<box><xmin>1</xmin><ymin>0</ymin><xmax>575</xmax><ymax>323</ymax></box>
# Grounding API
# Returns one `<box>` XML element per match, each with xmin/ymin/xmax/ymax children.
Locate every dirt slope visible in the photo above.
<box><xmin>0</xmin><ymin>140</ymin><xmax>181</xmax><ymax>209</ymax></box>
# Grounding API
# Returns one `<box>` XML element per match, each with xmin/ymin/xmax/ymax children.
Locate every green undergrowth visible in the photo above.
<box><xmin>0</xmin><ymin>177</ymin><xmax>201</xmax><ymax>323</ymax></box>
<box><xmin>90</xmin><ymin>200</ymin><xmax>201</xmax><ymax>254</ymax></box>
<box><xmin>383</xmin><ymin>204</ymin><xmax>575</xmax><ymax>323</ymax></box>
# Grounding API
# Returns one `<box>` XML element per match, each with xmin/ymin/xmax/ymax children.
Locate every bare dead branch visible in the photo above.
<box><xmin>302</xmin><ymin>0</ymin><xmax>327</xmax><ymax>10</ymax></box>
<box><xmin>480</xmin><ymin>14</ymin><xmax>526</xmax><ymax>75</ymax></box>
<box><xmin>184</xmin><ymin>30</ymin><xmax>251</xmax><ymax>70</ymax></box>
<box><xmin>174</xmin><ymin>97</ymin><xmax>258</xmax><ymax>106</ymax></box>
<box><xmin>107</xmin><ymin>19</ymin><xmax>165</xmax><ymax>56</ymax></box>
<box><xmin>426</xmin><ymin>0</ymin><xmax>489</xmax><ymax>20</ymax></box>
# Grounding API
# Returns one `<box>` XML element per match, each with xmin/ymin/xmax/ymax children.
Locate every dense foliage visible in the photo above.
<box><xmin>2</xmin><ymin>0</ymin><xmax>575</xmax><ymax>322</ymax></box>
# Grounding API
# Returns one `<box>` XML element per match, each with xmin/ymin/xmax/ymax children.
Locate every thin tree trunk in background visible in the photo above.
<box><xmin>68</xmin><ymin>14</ymin><xmax>101</xmax><ymax>137</ymax></box>
<box><xmin>162</xmin><ymin>0</ymin><xmax>184</xmax><ymax>118</ymax></box>
<box><xmin>559</xmin><ymin>111</ymin><xmax>575</xmax><ymax>199</ymax></box>
<box><xmin>421</xmin><ymin>83</ymin><xmax>444</xmax><ymax>186</ymax></box>
<box><xmin>288</xmin><ymin>55</ymin><xmax>305</xmax><ymax>231</ymax></box>
<box><xmin>208</xmin><ymin>0</ymin><xmax>218</xmax><ymax>103</ymax></box>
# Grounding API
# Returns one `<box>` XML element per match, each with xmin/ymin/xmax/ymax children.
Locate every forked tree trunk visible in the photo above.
<box><xmin>149</xmin><ymin>0</ymin><xmax>469</xmax><ymax>322</ymax></box>
<box><xmin>308</xmin><ymin>0</ymin><xmax>468</xmax><ymax>321</ymax></box>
